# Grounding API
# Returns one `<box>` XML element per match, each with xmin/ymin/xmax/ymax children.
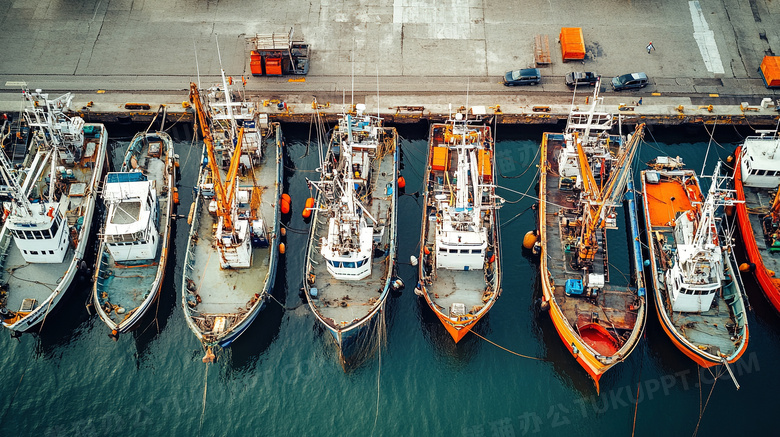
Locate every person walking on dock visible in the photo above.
<box><xmin>646</xmin><ymin>42</ymin><xmax>655</xmax><ymax>54</ymax></box>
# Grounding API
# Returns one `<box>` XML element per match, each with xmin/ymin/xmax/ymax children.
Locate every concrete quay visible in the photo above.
<box><xmin>0</xmin><ymin>0</ymin><xmax>778</xmax><ymax>126</ymax></box>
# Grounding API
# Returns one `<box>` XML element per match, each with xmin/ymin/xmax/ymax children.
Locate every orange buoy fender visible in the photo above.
<box><xmin>279</xmin><ymin>242</ymin><xmax>286</xmax><ymax>254</ymax></box>
<box><xmin>173</xmin><ymin>187</ymin><xmax>180</xmax><ymax>205</ymax></box>
<box><xmin>523</xmin><ymin>230</ymin><xmax>538</xmax><ymax>250</ymax></box>
<box><xmin>398</xmin><ymin>176</ymin><xmax>406</xmax><ymax>189</ymax></box>
<box><xmin>281</xmin><ymin>193</ymin><xmax>291</xmax><ymax>204</ymax></box>
<box><xmin>302</xmin><ymin>197</ymin><xmax>314</xmax><ymax>218</ymax></box>
<box><xmin>281</xmin><ymin>199</ymin><xmax>290</xmax><ymax>214</ymax></box>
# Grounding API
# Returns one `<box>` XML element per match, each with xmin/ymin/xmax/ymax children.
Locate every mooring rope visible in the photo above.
<box><xmin>198</xmin><ymin>362</ymin><xmax>209</xmax><ymax>437</ymax></box>
<box><xmin>691</xmin><ymin>365</ymin><xmax>724</xmax><ymax>437</ymax></box>
<box><xmin>630</xmin><ymin>358</ymin><xmax>644</xmax><ymax>437</ymax></box>
<box><xmin>371</xmin><ymin>311</ymin><xmax>384</xmax><ymax>436</ymax></box>
<box><xmin>469</xmin><ymin>331</ymin><xmax>546</xmax><ymax>361</ymax></box>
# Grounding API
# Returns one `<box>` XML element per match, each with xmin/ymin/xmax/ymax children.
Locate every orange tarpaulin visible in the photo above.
<box><xmin>478</xmin><ymin>150</ymin><xmax>492</xmax><ymax>181</ymax></box>
<box><xmin>644</xmin><ymin>180</ymin><xmax>697</xmax><ymax>227</ymax></box>
<box><xmin>431</xmin><ymin>147</ymin><xmax>449</xmax><ymax>171</ymax></box>
<box><xmin>560</xmin><ymin>27</ymin><xmax>585</xmax><ymax>61</ymax></box>
<box><xmin>760</xmin><ymin>56</ymin><xmax>780</xmax><ymax>88</ymax></box>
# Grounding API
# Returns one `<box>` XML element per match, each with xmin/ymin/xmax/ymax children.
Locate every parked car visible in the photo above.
<box><xmin>611</xmin><ymin>72</ymin><xmax>648</xmax><ymax>91</ymax></box>
<box><xmin>503</xmin><ymin>68</ymin><xmax>541</xmax><ymax>86</ymax></box>
<box><xmin>565</xmin><ymin>71</ymin><xmax>599</xmax><ymax>87</ymax></box>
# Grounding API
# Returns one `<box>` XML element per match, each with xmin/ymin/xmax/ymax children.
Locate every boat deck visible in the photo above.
<box><xmin>191</xmin><ymin>161</ymin><xmax>276</xmax><ymax>314</ymax></box>
<box><xmin>96</xmin><ymin>251</ymin><xmax>160</xmax><ymax>319</ymax></box>
<box><xmin>95</xmin><ymin>133</ymin><xmax>174</xmax><ymax>325</ymax></box>
<box><xmin>542</xmin><ymin>135</ymin><xmax>641</xmax><ymax>355</ymax></box>
<box><xmin>644</xmin><ymin>178</ymin><xmax>696</xmax><ymax>227</ymax></box>
<box><xmin>644</xmin><ymin>170</ymin><xmax>746</xmax><ymax>359</ymax></box>
<box><xmin>308</xmin><ymin>138</ymin><xmax>395</xmax><ymax>327</ymax></box>
<box><xmin>744</xmin><ymin>187</ymin><xmax>780</xmax><ymax>275</ymax></box>
<box><xmin>2</xmin><ymin>140</ymin><xmax>101</xmax><ymax>314</ymax></box>
<box><xmin>3</xmin><ymin>241</ymin><xmax>74</xmax><ymax>311</ymax></box>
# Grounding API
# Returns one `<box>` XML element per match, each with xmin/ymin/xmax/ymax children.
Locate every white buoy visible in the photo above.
<box><xmin>410</xmin><ymin>255</ymin><xmax>418</xmax><ymax>266</ymax></box>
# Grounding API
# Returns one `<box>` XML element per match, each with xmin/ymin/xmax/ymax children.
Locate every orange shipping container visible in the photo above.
<box><xmin>560</xmin><ymin>27</ymin><xmax>585</xmax><ymax>61</ymax></box>
<box><xmin>478</xmin><ymin>150</ymin><xmax>493</xmax><ymax>181</ymax></box>
<box><xmin>431</xmin><ymin>147</ymin><xmax>449</xmax><ymax>171</ymax></box>
<box><xmin>265</xmin><ymin>57</ymin><xmax>283</xmax><ymax>76</ymax></box>
<box><xmin>760</xmin><ymin>55</ymin><xmax>780</xmax><ymax>88</ymax></box>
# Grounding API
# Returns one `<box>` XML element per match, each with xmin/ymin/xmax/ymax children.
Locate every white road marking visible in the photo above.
<box><xmin>689</xmin><ymin>1</ymin><xmax>725</xmax><ymax>74</ymax></box>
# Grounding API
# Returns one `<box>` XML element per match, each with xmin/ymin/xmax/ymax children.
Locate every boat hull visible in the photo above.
<box><xmin>181</xmin><ymin>121</ymin><xmax>283</xmax><ymax>349</ymax></box>
<box><xmin>91</xmin><ymin>131</ymin><xmax>176</xmax><ymax>334</ymax></box>
<box><xmin>733</xmin><ymin>145</ymin><xmax>780</xmax><ymax>312</ymax></box>
<box><xmin>640</xmin><ymin>167</ymin><xmax>748</xmax><ymax>367</ymax></box>
<box><xmin>417</xmin><ymin>120</ymin><xmax>502</xmax><ymax>344</ymax></box>
<box><xmin>538</xmin><ymin>132</ymin><xmax>646</xmax><ymax>393</ymax></box>
<box><xmin>1</xmin><ymin>124</ymin><xmax>108</xmax><ymax>333</ymax></box>
<box><xmin>303</xmin><ymin>123</ymin><xmax>399</xmax><ymax>364</ymax></box>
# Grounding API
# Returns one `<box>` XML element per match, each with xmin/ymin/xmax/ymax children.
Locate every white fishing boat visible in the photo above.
<box><xmin>92</xmin><ymin>131</ymin><xmax>177</xmax><ymax>337</ymax></box>
<box><xmin>641</xmin><ymin>158</ymin><xmax>748</xmax><ymax>371</ymax></box>
<box><xmin>302</xmin><ymin>104</ymin><xmax>399</xmax><ymax>366</ymax></box>
<box><xmin>0</xmin><ymin>89</ymin><xmax>107</xmax><ymax>333</ymax></box>
<box><xmin>415</xmin><ymin>110</ymin><xmax>503</xmax><ymax>343</ymax></box>
<box><xmin>183</xmin><ymin>75</ymin><xmax>283</xmax><ymax>361</ymax></box>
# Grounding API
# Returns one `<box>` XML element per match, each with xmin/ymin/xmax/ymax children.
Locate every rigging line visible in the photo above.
<box><xmin>495</xmin><ymin>184</ymin><xmax>569</xmax><ymax>210</ymax></box>
<box><xmin>469</xmin><ymin>330</ymin><xmax>547</xmax><ymax>361</ymax></box>
<box><xmin>691</xmin><ymin>366</ymin><xmax>722</xmax><ymax>437</ymax></box>
<box><xmin>501</xmin><ymin>204</ymin><xmax>534</xmax><ymax>227</ymax></box>
<box><xmin>699</xmin><ymin>121</ymin><xmax>730</xmax><ymax>152</ymax></box>
<box><xmin>630</xmin><ymin>350</ymin><xmax>644</xmax><ymax>437</ymax></box>
<box><xmin>163</xmin><ymin>110</ymin><xmax>188</xmax><ymax>133</ymax></box>
<box><xmin>198</xmin><ymin>363</ymin><xmax>209</xmax><ymax>437</ymax></box>
<box><xmin>700</xmin><ymin>121</ymin><xmax>716</xmax><ymax>177</ymax></box>
<box><xmin>500</xmin><ymin>145</ymin><xmax>541</xmax><ymax>179</ymax></box>
<box><xmin>182</xmin><ymin>117</ymin><xmax>199</xmax><ymax>170</ymax></box>
<box><xmin>371</xmin><ymin>310</ymin><xmax>383</xmax><ymax>437</ymax></box>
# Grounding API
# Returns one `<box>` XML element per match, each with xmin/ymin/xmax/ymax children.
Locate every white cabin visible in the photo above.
<box><xmin>102</xmin><ymin>172</ymin><xmax>159</xmax><ymax>262</ymax></box>
<box><xmin>666</xmin><ymin>209</ymin><xmax>721</xmax><ymax>312</ymax></box>
<box><xmin>6</xmin><ymin>202</ymin><xmax>69</xmax><ymax>263</ymax></box>
<box><xmin>739</xmin><ymin>131</ymin><xmax>780</xmax><ymax>188</ymax></box>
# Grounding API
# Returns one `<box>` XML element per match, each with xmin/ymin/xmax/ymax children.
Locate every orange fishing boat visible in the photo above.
<box><xmin>537</xmin><ymin>82</ymin><xmax>647</xmax><ymax>393</ymax></box>
<box><xmin>415</xmin><ymin>110</ymin><xmax>502</xmax><ymax>342</ymax></box>
<box><xmin>641</xmin><ymin>158</ymin><xmax>748</xmax><ymax>371</ymax></box>
<box><xmin>733</xmin><ymin>129</ymin><xmax>780</xmax><ymax>312</ymax></box>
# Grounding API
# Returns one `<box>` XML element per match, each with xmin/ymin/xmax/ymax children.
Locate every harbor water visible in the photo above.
<box><xmin>0</xmin><ymin>121</ymin><xmax>778</xmax><ymax>436</ymax></box>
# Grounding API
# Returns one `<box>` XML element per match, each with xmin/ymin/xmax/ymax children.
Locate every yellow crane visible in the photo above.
<box><xmin>189</xmin><ymin>82</ymin><xmax>245</xmax><ymax>233</ymax></box>
<box><xmin>576</xmin><ymin>124</ymin><xmax>645</xmax><ymax>264</ymax></box>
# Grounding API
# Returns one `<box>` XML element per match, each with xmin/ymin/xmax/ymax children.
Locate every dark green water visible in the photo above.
<box><xmin>1</xmin><ymin>121</ymin><xmax>778</xmax><ymax>436</ymax></box>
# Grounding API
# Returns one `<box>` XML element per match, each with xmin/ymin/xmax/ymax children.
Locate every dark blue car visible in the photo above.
<box><xmin>503</xmin><ymin>68</ymin><xmax>541</xmax><ymax>86</ymax></box>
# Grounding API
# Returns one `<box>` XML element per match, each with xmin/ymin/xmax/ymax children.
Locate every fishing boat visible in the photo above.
<box><xmin>182</xmin><ymin>75</ymin><xmax>283</xmax><ymax>361</ymax></box>
<box><xmin>415</xmin><ymin>109</ymin><xmax>502</xmax><ymax>343</ymax></box>
<box><xmin>641</xmin><ymin>158</ymin><xmax>748</xmax><ymax>370</ymax></box>
<box><xmin>91</xmin><ymin>131</ymin><xmax>177</xmax><ymax>337</ymax></box>
<box><xmin>537</xmin><ymin>83</ymin><xmax>646</xmax><ymax>392</ymax></box>
<box><xmin>0</xmin><ymin>88</ymin><xmax>107</xmax><ymax>333</ymax></box>
<box><xmin>302</xmin><ymin>103</ymin><xmax>399</xmax><ymax>365</ymax></box>
<box><xmin>733</xmin><ymin>129</ymin><xmax>780</xmax><ymax>312</ymax></box>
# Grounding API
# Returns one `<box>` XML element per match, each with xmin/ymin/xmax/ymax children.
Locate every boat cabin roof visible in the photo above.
<box><xmin>742</xmin><ymin>135</ymin><xmax>780</xmax><ymax>171</ymax></box>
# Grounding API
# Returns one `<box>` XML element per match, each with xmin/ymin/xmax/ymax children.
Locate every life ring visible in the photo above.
<box><xmin>686</xmin><ymin>210</ymin><xmax>695</xmax><ymax>221</ymax></box>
